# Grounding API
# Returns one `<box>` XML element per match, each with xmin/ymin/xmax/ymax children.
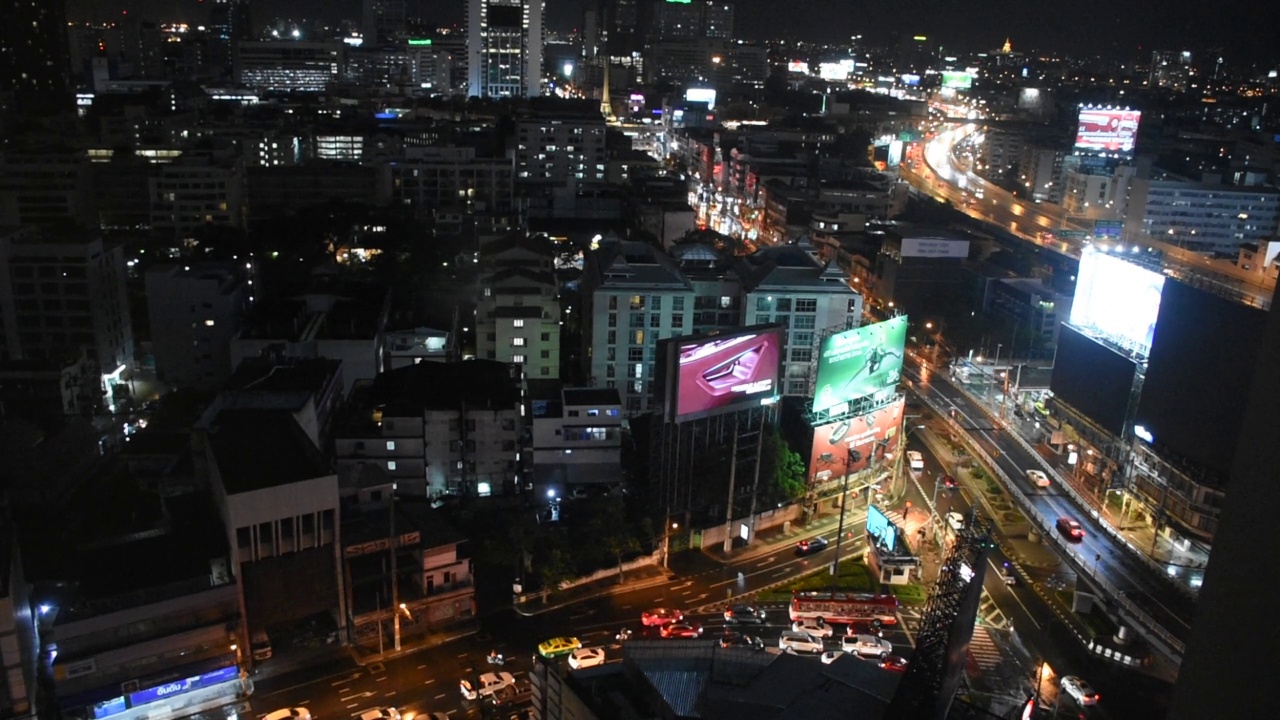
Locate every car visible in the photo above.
<box><xmin>940</xmin><ymin>474</ymin><xmax>957</xmax><ymax>490</ymax></box>
<box><xmin>568</xmin><ymin>647</ymin><xmax>606</xmax><ymax>669</ymax></box>
<box><xmin>724</xmin><ymin>605</ymin><xmax>766</xmax><ymax>624</ymax></box>
<box><xmin>790</xmin><ymin>620</ymin><xmax>835</xmax><ymax>638</ymax></box>
<box><xmin>1060</xmin><ymin>675</ymin><xmax>1100</xmax><ymax>706</ymax></box>
<box><xmin>1001</xmin><ymin>566</ymin><xmax>1018</xmax><ymax>586</ymax></box>
<box><xmin>660</xmin><ymin>622</ymin><xmax>703</xmax><ymax>639</ymax></box>
<box><xmin>778</xmin><ymin>631</ymin><xmax>824</xmax><ymax>654</ymax></box>
<box><xmin>460</xmin><ymin>672</ymin><xmax>515</xmax><ymax>700</ymax></box>
<box><xmin>907</xmin><ymin>451</ymin><xmax>925</xmax><ymax>472</ymax></box>
<box><xmin>641</xmin><ymin>608</ymin><xmax>684</xmax><ymax>627</ymax></box>
<box><xmin>719</xmin><ymin>632</ymin><xmax>764</xmax><ymax>650</ymax></box>
<box><xmin>845</xmin><ymin>619</ymin><xmax>885</xmax><ymax>638</ymax></box>
<box><xmin>537</xmin><ymin>637</ymin><xmax>582</xmax><ymax>658</ymax></box>
<box><xmin>1026</xmin><ymin>469</ymin><xmax>1051</xmax><ymax>488</ymax></box>
<box><xmin>795</xmin><ymin>536</ymin><xmax>829</xmax><ymax>555</ymax></box>
<box><xmin>842</xmin><ymin>634</ymin><xmax>892</xmax><ymax>659</ymax></box>
<box><xmin>1056</xmin><ymin>517</ymin><xmax>1085</xmax><ymax>542</ymax></box>
<box><xmin>820</xmin><ymin>650</ymin><xmax>846</xmax><ymax>665</ymax></box>
<box><xmin>264</xmin><ymin>709</ymin><xmax>312</xmax><ymax>720</ymax></box>
<box><xmin>945</xmin><ymin>512</ymin><xmax>965</xmax><ymax>533</ymax></box>
<box><xmin>487</xmin><ymin>682</ymin><xmax>534</xmax><ymax>708</ymax></box>
<box><xmin>358</xmin><ymin>709</ymin><xmax>401</xmax><ymax>720</ymax></box>
<box><xmin>878</xmin><ymin>655</ymin><xmax>909</xmax><ymax>672</ymax></box>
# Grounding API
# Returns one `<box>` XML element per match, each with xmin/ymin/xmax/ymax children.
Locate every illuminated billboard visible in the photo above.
<box><xmin>788</xmin><ymin>60</ymin><xmax>810</xmax><ymax>74</ymax></box>
<box><xmin>818</xmin><ymin>60</ymin><xmax>854</xmax><ymax>81</ymax></box>
<box><xmin>941</xmin><ymin>71</ymin><xmax>973</xmax><ymax>90</ymax></box>
<box><xmin>813</xmin><ymin>316</ymin><xmax>908</xmax><ymax>415</ymax></box>
<box><xmin>1069</xmin><ymin>246</ymin><xmax>1164</xmax><ymax>357</ymax></box>
<box><xmin>866</xmin><ymin>506</ymin><xmax>897</xmax><ymax>552</ymax></box>
<box><xmin>809</xmin><ymin>397</ymin><xmax>904</xmax><ymax>481</ymax></box>
<box><xmin>671</xmin><ymin>326</ymin><xmax>781</xmax><ymax>421</ymax></box>
<box><xmin>684</xmin><ymin>88</ymin><xmax>716</xmax><ymax>109</ymax></box>
<box><xmin>1075</xmin><ymin>107</ymin><xmax>1141</xmax><ymax>155</ymax></box>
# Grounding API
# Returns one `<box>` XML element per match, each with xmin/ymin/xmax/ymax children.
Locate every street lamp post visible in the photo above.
<box><xmin>829</xmin><ymin>450</ymin><xmax>861</xmax><ymax>584</ymax></box>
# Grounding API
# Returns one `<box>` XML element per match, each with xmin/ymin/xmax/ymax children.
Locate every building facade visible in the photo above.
<box><xmin>146</xmin><ymin>263</ymin><xmax>252</xmax><ymax>391</ymax></box>
<box><xmin>476</xmin><ymin>234</ymin><xmax>561</xmax><ymax>379</ymax></box>
<box><xmin>465</xmin><ymin>0</ymin><xmax>544</xmax><ymax>98</ymax></box>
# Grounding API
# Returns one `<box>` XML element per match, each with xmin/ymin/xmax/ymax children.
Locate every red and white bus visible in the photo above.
<box><xmin>789</xmin><ymin>591</ymin><xmax>899</xmax><ymax>626</ymax></box>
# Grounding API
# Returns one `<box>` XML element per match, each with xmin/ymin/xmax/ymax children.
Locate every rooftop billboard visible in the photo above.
<box><xmin>1069</xmin><ymin>246</ymin><xmax>1164</xmax><ymax>357</ymax></box>
<box><xmin>809</xmin><ymin>396</ymin><xmax>905</xmax><ymax>483</ymax></box>
<box><xmin>813</xmin><ymin>316</ymin><xmax>908</xmax><ymax>415</ymax></box>
<box><xmin>1075</xmin><ymin>107</ymin><xmax>1141</xmax><ymax>155</ymax></box>
<box><xmin>941</xmin><ymin>71</ymin><xmax>973</xmax><ymax>90</ymax></box>
<box><xmin>669</xmin><ymin>326</ymin><xmax>782</xmax><ymax>422</ymax></box>
<box><xmin>1050</xmin><ymin>325</ymin><xmax>1138</xmax><ymax>436</ymax></box>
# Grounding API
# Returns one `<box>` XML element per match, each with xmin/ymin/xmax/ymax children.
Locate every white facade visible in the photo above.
<box><xmin>236</xmin><ymin>41</ymin><xmax>343</xmax><ymax>92</ymax></box>
<box><xmin>1125</xmin><ymin>177</ymin><xmax>1280</xmax><ymax>253</ymax></box>
<box><xmin>530</xmin><ymin>388</ymin><xmax>623</xmax><ymax>490</ymax></box>
<box><xmin>146</xmin><ymin>263</ymin><xmax>251</xmax><ymax>391</ymax></box>
<box><xmin>466</xmin><ymin>0</ymin><xmax>543</xmax><ymax>98</ymax></box>
<box><xmin>514</xmin><ymin>115</ymin><xmax>607</xmax><ymax>185</ymax></box>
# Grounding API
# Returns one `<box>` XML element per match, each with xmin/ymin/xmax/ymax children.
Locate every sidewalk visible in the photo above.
<box><xmin>513</xmin><ymin>563</ymin><xmax>674</xmax><ymax>617</ymax></box>
<box><xmin>348</xmin><ymin>623</ymin><xmax>481</xmax><ymax>665</ymax></box>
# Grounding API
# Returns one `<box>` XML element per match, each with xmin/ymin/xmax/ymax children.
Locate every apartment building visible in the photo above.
<box><xmin>1125</xmin><ymin>175</ymin><xmax>1280</xmax><ymax>254</ymax></box>
<box><xmin>514</xmin><ymin>110</ymin><xmax>607</xmax><ymax>187</ymax></box>
<box><xmin>149</xmin><ymin>156</ymin><xmax>245</xmax><ymax>238</ymax></box>
<box><xmin>146</xmin><ymin>263</ymin><xmax>252</xmax><ymax>391</ymax></box>
<box><xmin>0</xmin><ymin>152</ymin><xmax>96</xmax><ymax>227</ymax></box>
<box><xmin>476</xmin><ymin>233</ymin><xmax>560</xmax><ymax>379</ymax></box>
<box><xmin>388</xmin><ymin>146</ymin><xmax>516</xmax><ymax>220</ymax></box>
<box><xmin>529</xmin><ymin>384</ymin><xmax>623</xmax><ymax>494</ymax></box>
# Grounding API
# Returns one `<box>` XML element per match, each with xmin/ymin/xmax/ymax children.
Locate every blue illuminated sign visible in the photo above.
<box><xmin>92</xmin><ymin>696</ymin><xmax>127</xmax><ymax>719</ymax></box>
<box><xmin>127</xmin><ymin>666</ymin><xmax>238</xmax><ymax>707</ymax></box>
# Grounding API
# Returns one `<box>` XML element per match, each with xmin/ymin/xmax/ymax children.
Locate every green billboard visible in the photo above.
<box><xmin>812</xmin><ymin>316</ymin><xmax>908</xmax><ymax>414</ymax></box>
<box><xmin>941</xmin><ymin>71</ymin><xmax>973</xmax><ymax>90</ymax></box>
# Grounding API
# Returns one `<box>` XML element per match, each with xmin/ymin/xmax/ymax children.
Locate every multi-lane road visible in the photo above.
<box><xmin>903</xmin><ymin>357</ymin><xmax>1195</xmax><ymax>654</ymax></box>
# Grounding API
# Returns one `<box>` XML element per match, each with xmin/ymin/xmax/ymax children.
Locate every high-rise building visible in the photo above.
<box><xmin>466</xmin><ymin>0</ymin><xmax>544</xmax><ymax>98</ymax></box>
<box><xmin>0</xmin><ymin>0</ymin><xmax>70</xmax><ymax>93</ymax></box>
<box><xmin>702</xmin><ymin>2</ymin><xmax>734</xmax><ymax>39</ymax></box>
<box><xmin>146</xmin><ymin>263</ymin><xmax>252</xmax><ymax>391</ymax></box>
<box><xmin>654</xmin><ymin>0</ymin><xmax>733</xmax><ymax>40</ymax></box>
<box><xmin>363</xmin><ymin>0</ymin><xmax>407</xmax><ymax>46</ymax></box>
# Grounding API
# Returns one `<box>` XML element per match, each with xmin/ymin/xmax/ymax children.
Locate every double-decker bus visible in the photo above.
<box><xmin>789</xmin><ymin>591</ymin><xmax>899</xmax><ymax>626</ymax></box>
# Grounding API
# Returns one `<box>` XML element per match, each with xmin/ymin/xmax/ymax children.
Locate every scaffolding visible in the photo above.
<box><xmin>886</xmin><ymin>510</ymin><xmax>994</xmax><ymax>720</ymax></box>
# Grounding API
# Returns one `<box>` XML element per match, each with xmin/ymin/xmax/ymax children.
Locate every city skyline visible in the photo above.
<box><xmin>65</xmin><ymin>0</ymin><xmax>1280</xmax><ymax>63</ymax></box>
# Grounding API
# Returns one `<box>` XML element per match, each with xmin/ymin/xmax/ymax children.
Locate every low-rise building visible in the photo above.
<box><xmin>476</xmin><ymin>233</ymin><xmax>561</xmax><ymax>379</ymax></box>
<box><xmin>146</xmin><ymin>263</ymin><xmax>252</xmax><ymax>392</ymax></box>
<box><xmin>529</xmin><ymin>384</ymin><xmax>622</xmax><ymax>495</ymax></box>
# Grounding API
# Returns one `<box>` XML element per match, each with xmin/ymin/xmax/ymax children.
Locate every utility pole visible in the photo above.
<box><xmin>390</xmin><ymin>491</ymin><xmax>401</xmax><ymax>652</ymax></box>
<box><xmin>722</xmin><ymin>416</ymin><xmax>740</xmax><ymax>553</ymax></box>
<box><xmin>744</xmin><ymin>410</ymin><xmax>766</xmax><ymax>544</ymax></box>
<box><xmin>830</xmin><ymin>449</ymin><xmax>861</xmax><ymax>585</ymax></box>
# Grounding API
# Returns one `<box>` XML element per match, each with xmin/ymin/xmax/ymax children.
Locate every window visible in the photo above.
<box><xmin>607</xmin><ymin>330</ymin><xmax>616</xmax><ymax>345</ymax></box>
<box><xmin>512</xmin><ymin>337</ymin><xmax>526</xmax><ymax>347</ymax></box>
<box><xmin>755</xmin><ymin>314</ymin><xmax>770</xmax><ymax>325</ymax></box>
<box><xmin>513</xmin><ymin>319</ymin><xmax>525</xmax><ymax>327</ymax></box>
<box><xmin>629</xmin><ymin>295</ymin><xmax>646</xmax><ymax>310</ymax></box>
<box><xmin>672</xmin><ymin>297</ymin><xmax>685</xmax><ymax>311</ymax></box>
<box><xmin>651</xmin><ymin>296</ymin><xmax>662</xmax><ymax>310</ymax></box>
<box><xmin>541</xmin><ymin>332</ymin><xmax>551</xmax><ymax>341</ymax></box>
<box><xmin>848</xmin><ymin>298</ymin><xmax>860</xmax><ymax>313</ymax></box>
<box><xmin>671</xmin><ymin>313</ymin><xmax>684</xmax><ymax>327</ymax></box>
<box><xmin>606</xmin><ymin>365</ymin><xmax>616</xmax><ymax>377</ymax></box>
<box><xmin>649</xmin><ymin>314</ymin><xmax>661</xmax><ymax>327</ymax></box>
<box><xmin>791</xmin><ymin>348</ymin><xmax>812</xmax><ymax>362</ymax></box>
<box><xmin>540</xmin><ymin>350</ymin><xmax>550</xmax><ymax>358</ymax></box>
<box><xmin>608</xmin><ymin>296</ymin><xmax>618</xmax><ymax>310</ymax></box>
<box><xmin>540</xmin><ymin>367</ymin><xmax>550</xmax><ymax>376</ymax></box>
<box><xmin>628</xmin><ymin>347</ymin><xmax>644</xmax><ymax>362</ymax></box>
<box><xmin>795</xmin><ymin>298</ymin><xmax>817</xmax><ymax>313</ymax></box>
<box><xmin>793</xmin><ymin>316</ymin><xmax>816</xmax><ymax>329</ymax></box>
<box><xmin>776</xmin><ymin>298</ymin><xmax>792</xmax><ymax>312</ymax></box>
<box><xmin>513</xmin><ymin>354</ymin><xmax>526</xmax><ymax>363</ymax></box>
<box><xmin>632</xmin><ymin>330</ymin><xmax>645</xmax><ymax>344</ymax></box>
<box><xmin>387</xmin><ymin>460</ymin><xmax>398</xmax><ymax>471</ymax></box>
<box><xmin>792</xmin><ymin>332</ymin><xmax>813</xmax><ymax>347</ymax></box>
<box><xmin>630</xmin><ymin>313</ymin><xmax>646</xmax><ymax>328</ymax></box>
<box><xmin>608</xmin><ymin>313</ymin><xmax>617</xmax><ymax>327</ymax></box>
<box><xmin>756</xmin><ymin>296</ymin><xmax>772</xmax><ymax>311</ymax></box>
<box><xmin>386</xmin><ymin>441</ymin><xmax>396</xmax><ymax>451</ymax></box>
<box><xmin>607</xmin><ymin>347</ymin><xmax>616</xmax><ymax>361</ymax></box>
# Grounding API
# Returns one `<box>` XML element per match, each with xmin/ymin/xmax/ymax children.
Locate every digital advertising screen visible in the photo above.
<box><xmin>809</xmin><ymin>397</ymin><xmax>904</xmax><ymax>481</ymax></box>
<box><xmin>673</xmin><ymin>326</ymin><xmax>781</xmax><ymax>421</ymax></box>
<box><xmin>866</xmin><ymin>505</ymin><xmax>897</xmax><ymax>552</ymax></box>
<box><xmin>941</xmin><ymin>71</ymin><xmax>973</xmax><ymax>90</ymax></box>
<box><xmin>1135</xmin><ymin>280</ymin><xmax>1268</xmax><ymax>477</ymax></box>
<box><xmin>1050</xmin><ymin>325</ymin><xmax>1138</xmax><ymax>436</ymax></box>
<box><xmin>1075</xmin><ymin>107</ymin><xmax>1141</xmax><ymax>155</ymax></box>
<box><xmin>1068</xmin><ymin>246</ymin><xmax>1165</xmax><ymax>358</ymax></box>
<box><xmin>788</xmin><ymin>60</ymin><xmax>810</xmax><ymax>74</ymax></box>
<box><xmin>813</xmin><ymin>316</ymin><xmax>908</xmax><ymax>415</ymax></box>
<box><xmin>684</xmin><ymin>87</ymin><xmax>717</xmax><ymax>109</ymax></box>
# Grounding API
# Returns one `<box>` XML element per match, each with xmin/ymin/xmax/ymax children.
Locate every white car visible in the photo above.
<box><xmin>358</xmin><ymin>709</ymin><xmax>401</xmax><ymax>720</ymax></box>
<box><xmin>460</xmin><ymin>672</ymin><xmax>514</xmax><ymax>700</ymax></box>
<box><xmin>568</xmin><ymin>647</ymin><xmax>606</xmax><ymax>669</ymax></box>
<box><xmin>1026</xmin><ymin>469</ymin><xmax>1050</xmax><ymax>487</ymax></box>
<box><xmin>264</xmin><ymin>709</ymin><xmax>311</xmax><ymax>720</ymax></box>
<box><xmin>842</xmin><ymin>634</ymin><xmax>893</xmax><ymax>659</ymax></box>
<box><xmin>907</xmin><ymin>451</ymin><xmax>925</xmax><ymax>472</ymax></box>
<box><xmin>1060</xmin><ymin>675</ymin><xmax>1100</xmax><ymax>706</ymax></box>
<box><xmin>945</xmin><ymin>512</ymin><xmax>965</xmax><ymax>533</ymax></box>
<box><xmin>790</xmin><ymin>620</ymin><xmax>835</xmax><ymax>638</ymax></box>
<box><xmin>778</xmin><ymin>631</ymin><xmax>824</xmax><ymax>654</ymax></box>
<box><xmin>820</xmin><ymin>650</ymin><xmax>846</xmax><ymax>665</ymax></box>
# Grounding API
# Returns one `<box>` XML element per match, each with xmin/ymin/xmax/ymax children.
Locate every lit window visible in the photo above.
<box><xmin>513</xmin><ymin>319</ymin><xmax>524</xmax><ymax>327</ymax></box>
<box><xmin>204</xmin><ymin>319</ymin><xmax>215</xmax><ymax>327</ymax></box>
<box><xmin>512</xmin><ymin>337</ymin><xmax>526</xmax><ymax>347</ymax></box>
<box><xmin>386</xmin><ymin>441</ymin><xmax>396</xmax><ymax>451</ymax></box>
<box><xmin>387</xmin><ymin>461</ymin><xmax>397</xmax><ymax>471</ymax></box>
<box><xmin>513</xmin><ymin>354</ymin><xmax>526</xmax><ymax>363</ymax></box>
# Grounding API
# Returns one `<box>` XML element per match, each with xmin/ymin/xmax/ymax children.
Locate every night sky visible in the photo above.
<box><xmin>68</xmin><ymin>0</ymin><xmax>1280</xmax><ymax>64</ymax></box>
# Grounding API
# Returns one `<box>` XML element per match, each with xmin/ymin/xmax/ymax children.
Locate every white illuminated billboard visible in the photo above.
<box><xmin>788</xmin><ymin>60</ymin><xmax>810</xmax><ymax>74</ymax></box>
<box><xmin>684</xmin><ymin>88</ymin><xmax>717</xmax><ymax>109</ymax></box>
<box><xmin>1069</xmin><ymin>246</ymin><xmax>1165</xmax><ymax>357</ymax></box>
<box><xmin>1075</xmin><ymin>107</ymin><xmax>1141</xmax><ymax>155</ymax></box>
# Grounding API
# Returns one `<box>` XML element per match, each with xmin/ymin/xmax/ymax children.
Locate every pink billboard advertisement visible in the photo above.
<box><xmin>1075</xmin><ymin>107</ymin><xmax>1141</xmax><ymax>154</ymax></box>
<box><xmin>674</xmin><ymin>328</ymin><xmax>781</xmax><ymax>421</ymax></box>
<box><xmin>809</xmin><ymin>397</ymin><xmax>904</xmax><ymax>482</ymax></box>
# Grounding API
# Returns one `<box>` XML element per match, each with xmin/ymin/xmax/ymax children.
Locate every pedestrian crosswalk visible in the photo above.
<box><xmin>882</xmin><ymin>510</ymin><xmax>907</xmax><ymax>527</ymax></box>
<box><xmin>967</xmin><ymin>625</ymin><xmax>1002</xmax><ymax>672</ymax></box>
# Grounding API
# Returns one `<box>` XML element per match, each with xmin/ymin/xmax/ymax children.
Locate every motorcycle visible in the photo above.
<box><xmin>487</xmin><ymin>651</ymin><xmax>505</xmax><ymax>665</ymax></box>
<box><xmin>615</xmin><ymin>628</ymin><xmax>633</xmax><ymax>643</ymax></box>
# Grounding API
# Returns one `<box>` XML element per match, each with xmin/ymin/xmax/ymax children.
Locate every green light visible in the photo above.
<box><xmin>408</xmin><ymin>38</ymin><xmax>432</xmax><ymax>46</ymax></box>
<box><xmin>666</xmin><ymin>0</ymin><xmax>693</xmax><ymax>4</ymax></box>
<box><xmin>913</xmin><ymin>35</ymin><xmax>927</xmax><ymax>41</ymax></box>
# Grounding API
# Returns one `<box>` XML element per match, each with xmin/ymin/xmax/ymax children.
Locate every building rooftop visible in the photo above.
<box><xmin>206</xmin><ymin>408</ymin><xmax>332</xmax><ymax>494</ymax></box>
<box><xmin>563</xmin><ymin>387</ymin><xmax>620</xmax><ymax>407</ymax></box>
<box><xmin>340</xmin><ymin>360</ymin><xmax>520</xmax><ymax>433</ymax></box>
<box><xmin>341</xmin><ymin>497</ymin><xmax>467</xmax><ymax>551</ymax></box>
<box><xmin>228</xmin><ymin>357</ymin><xmax>342</xmax><ymax>399</ymax></box>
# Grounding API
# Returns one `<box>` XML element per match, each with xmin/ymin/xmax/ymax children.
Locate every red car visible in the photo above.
<box><xmin>879</xmin><ymin>655</ymin><xmax>908</xmax><ymax>672</ymax></box>
<box><xmin>1056</xmin><ymin>517</ymin><xmax>1085</xmax><ymax>542</ymax></box>
<box><xmin>941</xmin><ymin>474</ymin><xmax>957</xmax><ymax>490</ymax></box>
<box><xmin>660</xmin><ymin>623</ymin><xmax>703</xmax><ymax>639</ymax></box>
<box><xmin>641</xmin><ymin>608</ymin><xmax>683</xmax><ymax>627</ymax></box>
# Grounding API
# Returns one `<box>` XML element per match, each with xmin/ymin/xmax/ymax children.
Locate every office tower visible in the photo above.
<box><xmin>654</xmin><ymin>0</ymin><xmax>702</xmax><ymax>39</ymax></box>
<box><xmin>583</xmin><ymin>8</ymin><xmax>600</xmax><ymax>61</ymax></box>
<box><xmin>0</xmin><ymin>0</ymin><xmax>71</xmax><ymax>93</ymax></box>
<box><xmin>466</xmin><ymin>0</ymin><xmax>544</xmax><ymax>98</ymax></box>
<box><xmin>613</xmin><ymin>0</ymin><xmax>638</xmax><ymax>32</ymax></box>
<box><xmin>702</xmin><ymin>2</ymin><xmax>734</xmax><ymax>39</ymax></box>
<box><xmin>363</xmin><ymin>0</ymin><xmax>407</xmax><ymax>46</ymax></box>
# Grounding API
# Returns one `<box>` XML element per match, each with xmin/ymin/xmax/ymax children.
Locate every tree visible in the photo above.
<box><xmin>535</xmin><ymin>539</ymin><xmax>574</xmax><ymax>602</ymax></box>
<box><xmin>759</xmin><ymin>425</ymin><xmax>807</xmax><ymax>506</ymax></box>
<box><xmin>588</xmin><ymin>497</ymin><xmax>641</xmax><ymax>582</ymax></box>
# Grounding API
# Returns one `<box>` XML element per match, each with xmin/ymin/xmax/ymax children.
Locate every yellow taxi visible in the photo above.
<box><xmin>537</xmin><ymin>636</ymin><xmax>582</xmax><ymax>658</ymax></box>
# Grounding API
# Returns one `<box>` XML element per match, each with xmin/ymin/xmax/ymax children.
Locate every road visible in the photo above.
<box><xmin>902</xmin><ymin>357</ymin><xmax>1195</xmax><ymax>654</ymax></box>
